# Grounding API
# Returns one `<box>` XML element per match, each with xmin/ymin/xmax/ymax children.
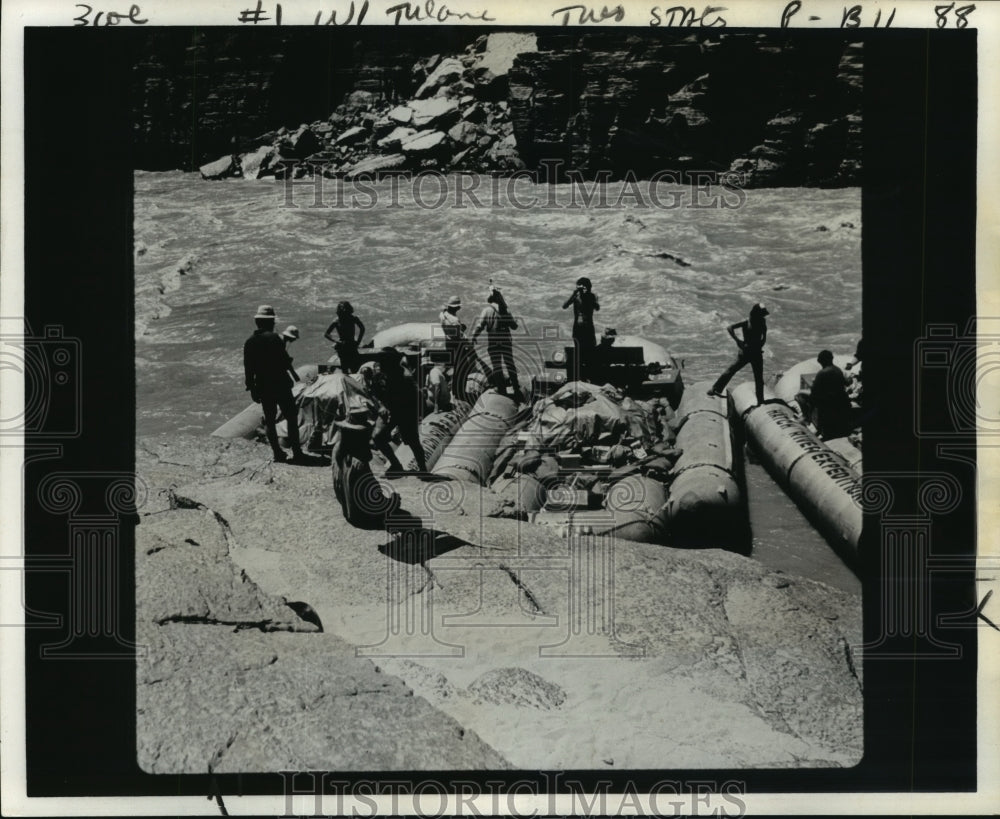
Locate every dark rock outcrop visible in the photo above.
<box><xmin>136</xmin><ymin>29</ymin><xmax>860</xmax><ymax>186</ymax></box>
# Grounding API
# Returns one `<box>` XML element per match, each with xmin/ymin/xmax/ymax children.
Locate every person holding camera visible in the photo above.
<box><xmin>562</xmin><ymin>276</ymin><xmax>600</xmax><ymax>369</ymax></box>
<box><xmin>471</xmin><ymin>284</ymin><xmax>524</xmax><ymax>403</ymax></box>
<box><xmin>707</xmin><ymin>302</ymin><xmax>769</xmax><ymax>405</ymax></box>
<box><xmin>243</xmin><ymin>304</ymin><xmax>304</xmax><ymax>463</ymax></box>
<box><xmin>324</xmin><ymin>301</ymin><xmax>366</xmax><ymax>374</ymax></box>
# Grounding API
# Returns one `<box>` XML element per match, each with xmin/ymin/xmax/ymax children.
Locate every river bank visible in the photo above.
<box><xmin>137</xmin><ymin>432</ymin><xmax>862</xmax><ymax>771</ymax></box>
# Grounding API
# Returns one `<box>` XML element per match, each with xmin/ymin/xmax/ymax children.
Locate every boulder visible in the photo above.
<box><xmin>239</xmin><ymin>146</ymin><xmax>275</xmax><ymax>180</ymax></box>
<box><xmin>462</xmin><ymin>103</ymin><xmax>486</xmax><ymax>124</ymax></box>
<box><xmin>342</xmin><ymin>153</ymin><xmax>408</xmax><ymax>179</ymax></box>
<box><xmin>345</xmin><ymin>89</ymin><xmax>376</xmax><ymax>111</ymax></box>
<box><xmin>377</xmin><ymin>126</ymin><xmax>417</xmax><ymax>151</ymax></box>
<box><xmin>372</xmin><ymin>117</ymin><xmax>398</xmax><ymax>138</ymax></box>
<box><xmin>476</xmin><ymin>32</ymin><xmax>538</xmax><ymax>77</ymax></box>
<box><xmin>285</xmin><ymin>125</ymin><xmax>320</xmax><ymax>158</ymax></box>
<box><xmin>335</xmin><ymin>125</ymin><xmax>368</xmax><ymax>145</ymax></box>
<box><xmin>199</xmin><ymin>155</ymin><xmax>237</xmax><ymax>181</ymax></box>
<box><xmin>415</xmin><ymin>57</ymin><xmax>465</xmax><ymax>99</ymax></box>
<box><xmin>401</xmin><ymin>130</ymin><xmax>449</xmax><ymax>154</ymax></box>
<box><xmin>447</xmin><ymin>121</ymin><xmax>478</xmax><ymax>145</ymax></box>
<box><xmin>408</xmin><ymin>97</ymin><xmax>460</xmax><ymax>130</ymax></box>
<box><xmin>388</xmin><ymin>105</ymin><xmax>413</xmax><ymax>125</ymax></box>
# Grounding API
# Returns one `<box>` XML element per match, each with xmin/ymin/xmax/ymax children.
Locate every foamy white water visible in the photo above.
<box><xmin>135</xmin><ymin>172</ymin><xmax>860</xmax><ymax>436</ymax></box>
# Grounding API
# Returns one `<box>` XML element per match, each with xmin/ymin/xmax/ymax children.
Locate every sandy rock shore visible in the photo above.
<box><xmin>137</xmin><ymin>434</ymin><xmax>862</xmax><ymax>772</ymax></box>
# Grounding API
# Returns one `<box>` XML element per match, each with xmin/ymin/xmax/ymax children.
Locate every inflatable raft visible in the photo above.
<box><xmin>773</xmin><ymin>353</ymin><xmax>854</xmax><ymax>404</ymax></box>
<box><xmin>433</xmin><ymin>392</ymin><xmax>520</xmax><ymax>483</ymax></box>
<box><xmin>663</xmin><ymin>381</ymin><xmax>749</xmax><ymax>551</ymax></box>
<box><xmin>730</xmin><ymin>382</ymin><xmax>862</xmax><ymax>569</ymax></box>
<box><xmin>210</xmin><ymin>364</ymin><xmax>319</xmax><ymax>439</ymax></box>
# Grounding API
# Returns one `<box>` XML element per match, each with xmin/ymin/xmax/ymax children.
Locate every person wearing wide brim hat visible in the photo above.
<box><xmin>281</xmin><ymin>325</ymin><xmax>300</xmax><ymax>342</ymax></box>
<box><xmin>332</xmin><ymin>405</ymin><xmax>400</xmax><ymax>528</ymax></box>
<box><xmin>244</xmin><ymin>304</ymin><xmax>304</xmax><ymax>462</ymax></box>
<box><xmin>707</xmin><ymin>302</ymin><xmax>771</xmax><ymax>405</ymax></box>
<box><xmin>440</xmin><ymin>295</ymin><xmax>485</xmax><ymax>404</ymax></box>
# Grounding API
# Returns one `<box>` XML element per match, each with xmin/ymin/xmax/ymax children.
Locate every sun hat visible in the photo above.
<box><xmin>254</xmin><ymin>304</ymin><xmax>277</xmax><ymax>320</ymax></box>
<box><xmin>281</xmin><ymin>325</ymin><xmax>300</xmax><ymax>341</ymax></box>
<box><xmin>447</xmin><ymin>295</ymin><xmax>462</xmax><ymax>308</ymax></box>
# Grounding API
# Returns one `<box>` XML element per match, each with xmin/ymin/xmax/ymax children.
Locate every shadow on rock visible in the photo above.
<box><xmin>379</xmin><ymin>525</ymin><xmax>472</xmax><ymax>564</ymax></box>
<box><xmin>290</xmin><ymin>453</ymin><xmax>331</xmax><ymax>467</ymax></box>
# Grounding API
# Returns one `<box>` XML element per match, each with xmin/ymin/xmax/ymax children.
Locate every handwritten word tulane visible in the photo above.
<box><xmin>384</xmin><ymin>0</ymin><xmax>495</xmax><ymax>24</ymax></box>
<box><xmin>649</xmin><ymin>5</ymin><xmax>726</xmax><ymax>26</ymax></box>
<box><xmin>73</xmin><ymin>3</ymin><xmax>146</xmax><ymax>25</ymax></box>
<box><xmin>551</xmin><ymin>4</ymin><xmax>625</xmax><ymax>25</ymax></box>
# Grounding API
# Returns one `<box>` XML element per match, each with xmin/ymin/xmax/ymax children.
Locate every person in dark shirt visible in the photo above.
<box><xmin>370</xmin><ymin>348</ymin><xmax>428</xmax><ymax>475</ymax></box>
<box><xmin>708</xmin><ymin>303</ymin><xmax>769</xmax><ymax>404</ymax></box>
<box><xmin>562</xmin><ymin>277</ymin><xmax>600</xmax><ymax>371</ymax></box>
<box><xmin>810</xmin><ymin>349</ymin><xmax>853</xmax><ymax>439</ymax></box>
<box><xmin>471</xmin><ymin>285</ymin><xmax>524</xmax><ymax>402</ymax></box>
<box><xmin>332</xmin><ymin>408</ymin><xmax>400</xmax><ymax>528</ymax></box>
<box><xmin>244</xmin><ymin>304</ymin><xmax>303</xmax><ymax>463</ymax></box>
<box><xmin>324</xmin><ymin>301</ymin><xmax>366</xmax><ymax>374</ymax></box>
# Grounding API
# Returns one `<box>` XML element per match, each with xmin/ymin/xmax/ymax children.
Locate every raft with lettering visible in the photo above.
<box><xmin>729</xmin><ymin>382</ymin><xmax>862</xmax><ymax>569</ymax></box>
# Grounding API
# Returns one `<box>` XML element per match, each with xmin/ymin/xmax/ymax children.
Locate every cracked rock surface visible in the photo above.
<box><xmin>137</xmin><ymin>434</ymin><xmax>862</xmax><ymax>770</ymax></box>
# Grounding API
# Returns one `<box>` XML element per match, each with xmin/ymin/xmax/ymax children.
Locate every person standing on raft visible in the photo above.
<box><xmin>562</xmin><ymin>277</ymin><xmax>600</xmax><ymax>374</ymax></box>
<box><xmin>370</xmin><ymin>348</ymin><xmax>429</xmax><ymax>476</ymax></box>
<box><xmin>707</xmin><ymin>303</ymin><xmax>769</xmax><ymax>404</ymax></box>
<box><xmin>471</xmin><ymin>284</ymin><xmax>524</xmax><ymax>403</ymax></box>
<box><xmin>810</xmin><ymin>349</ymin><xmax>853</xmax><ymax>439</ymax></box>
<box><xmin>281</xmin><ymin>325</ymin><xmax>301</xmax><ymax>384</ymax></box>
<box><xmin>243</xmin><ymin>305</ymin><xmax>304</xmax><ymax>463</ymax></box>
<box><xmin>324</xmin><ymin>301</ymin><xmax>365</xmax><ymax>374</ymax></box>
<box><xmin>440</xmin><ymin>295</ymin><xmax>479</xmax><ymax>403</ymax></box>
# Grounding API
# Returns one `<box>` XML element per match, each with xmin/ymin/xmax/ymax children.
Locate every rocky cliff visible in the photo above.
<box><xmin>134</xmin><ymin>30</ymin><xmax>861</xmax><ymax>187</ymax></box>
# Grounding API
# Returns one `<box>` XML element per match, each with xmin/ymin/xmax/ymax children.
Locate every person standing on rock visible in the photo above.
<box><xmin>471</xmin><ymin>284</ymin><xmax>524</xmax><ymax>403</ymax></box>
<box><xmin>707</xmin><ymin>302</ymin><xmax>769</xmax><ymax>405</ymax></box>
<box><xmin>324</xmin><ymin>301</ymin><xmax>365</xmax><ymax>374</ymax></box>
<box><xmin>562</xmin><ymin>277</ymin><xmax>600</xmax><ymax>374</ymax></box>
<box><xmin>244</xmin><ymin>305</ymin><xmax>304</xmax><ymax>463</ymax></box>
<box><xmin>370</xmin><ymin>348</ymin><xmax>428</xmax><ymax>476</ymax></box>
<box><xmin>332</xmin><ymin>407</ymin><xmax>400</xmax><ymax>528</ymax></box>
<box><xmin>440</xmin><ymin>295</ymin><xmax>478</xmax><ymax>403</ymax></box>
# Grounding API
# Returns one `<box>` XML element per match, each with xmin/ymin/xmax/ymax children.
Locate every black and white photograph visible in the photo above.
<box><xmin>2</xmin><ymin>0</ymin><xmax>994</xmax><ymax>814</ymax></box>
<box><xmin>133</xmin><ymin>25</ymin><xmax>864</xmax><ymax>773</ymax></box>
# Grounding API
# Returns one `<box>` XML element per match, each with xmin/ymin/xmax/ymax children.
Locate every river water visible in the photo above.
<box><xmin>135</xmin><ymin>172</ymin><xmax>861</xmax><ymax>436</ymax></box>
